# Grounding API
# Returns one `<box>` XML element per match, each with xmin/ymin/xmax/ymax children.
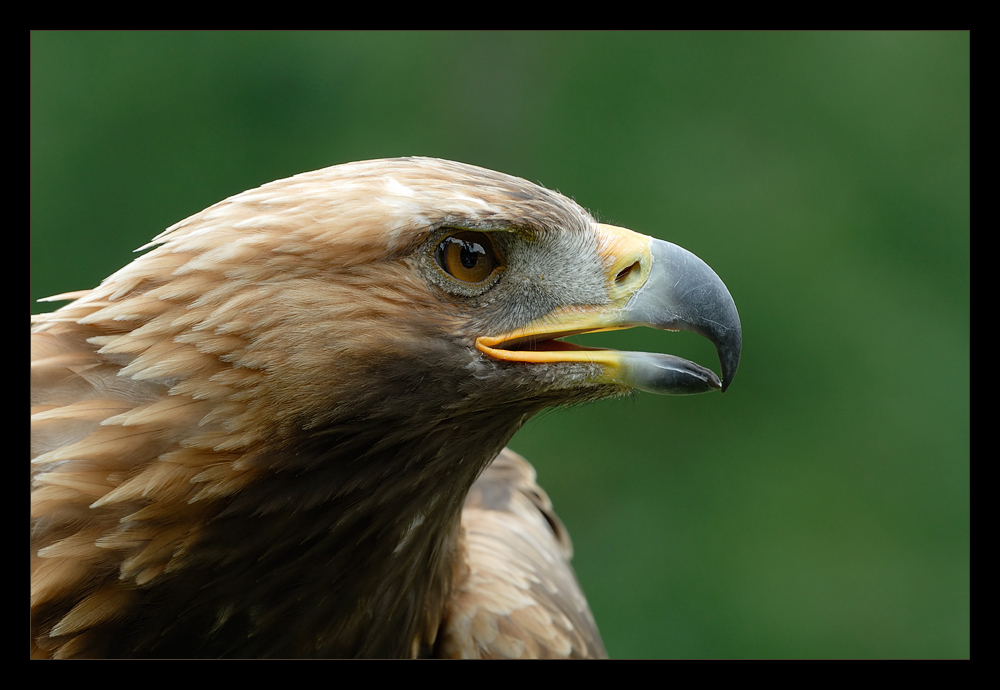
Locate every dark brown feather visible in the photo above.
<box><xmin>31</xmin><ymin>158</ymin><xmax>609</xmax><ymax>658</ymax></box>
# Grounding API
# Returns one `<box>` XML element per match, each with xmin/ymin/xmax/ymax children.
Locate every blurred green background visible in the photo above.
<box><xmin>30</xmin><ymin>31</ymin><xmax>968</xmax><ymax>658</ymax></box>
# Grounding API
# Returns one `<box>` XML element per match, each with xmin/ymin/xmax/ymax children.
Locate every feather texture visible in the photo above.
<box><xmin>32</xmin><ymin>158</ymin><xmax>609</xmax><ymax>658</ymax></box>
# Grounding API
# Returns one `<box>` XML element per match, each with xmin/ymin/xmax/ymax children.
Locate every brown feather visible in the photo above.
<box><xmin>438</xmin><ymin>449</ymin><xmax>605</xmax><ymax>658</ymax></box>
<box><xmin>31</xmin><ymin>158</ymin><xmax>610</xmax><ymax>658</ymax></box>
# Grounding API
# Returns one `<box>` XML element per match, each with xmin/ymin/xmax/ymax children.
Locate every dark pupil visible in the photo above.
<box><xmin>459</xmin><ymin>240</ymin><xmax>485</xmax><ymax>269</ymax></box>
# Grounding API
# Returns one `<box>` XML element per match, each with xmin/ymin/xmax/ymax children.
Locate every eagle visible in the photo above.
<box><xmin>31</xmin><ymin>157</ymin><xmax>741</xmax><ymax>658</ymax></box>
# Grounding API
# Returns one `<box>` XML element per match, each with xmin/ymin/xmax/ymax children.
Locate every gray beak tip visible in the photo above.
<box><xmin>630</xmin><ymin>239</ymin><xmax>742</xmax><ymax>394</ymax></box>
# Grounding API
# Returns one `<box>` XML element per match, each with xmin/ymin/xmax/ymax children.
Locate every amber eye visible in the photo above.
<box><xmin>434</xmin><ymin>231</ymin><xmax>502</xmax><ymax>284</ymax></box>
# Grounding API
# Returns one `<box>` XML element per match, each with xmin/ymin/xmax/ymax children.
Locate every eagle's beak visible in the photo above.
<box><xmin>475</xmin><ymin>224</ymin><xmax>742</xmax><ymax>395</ymax></box>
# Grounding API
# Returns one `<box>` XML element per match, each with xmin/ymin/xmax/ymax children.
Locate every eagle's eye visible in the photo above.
<box><xmin>434</xmin><ymin>231</ymin><xmax>503</xmax><ymax>284</ymax></box>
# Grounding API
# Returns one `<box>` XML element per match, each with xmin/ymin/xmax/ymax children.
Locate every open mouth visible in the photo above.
<box><xmin>476</xmin><ymin>323</ymin><xmax>622</xmax><ymax>361</ymax></box>
<box><xmin>474</xmin><ymin>225</ymin><xmax>741</xmax><ymax>396</ymax></box>
<box><xmin>476</xmin><ymin>321</ymin><xmax>725</xmax><ymax>396</ymax></box>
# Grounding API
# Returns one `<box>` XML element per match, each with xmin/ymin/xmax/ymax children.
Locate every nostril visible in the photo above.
<box><xmin>615</xmin><ymin>261</ymin><xmax>641</xmax><ymax>284</ymax></box>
